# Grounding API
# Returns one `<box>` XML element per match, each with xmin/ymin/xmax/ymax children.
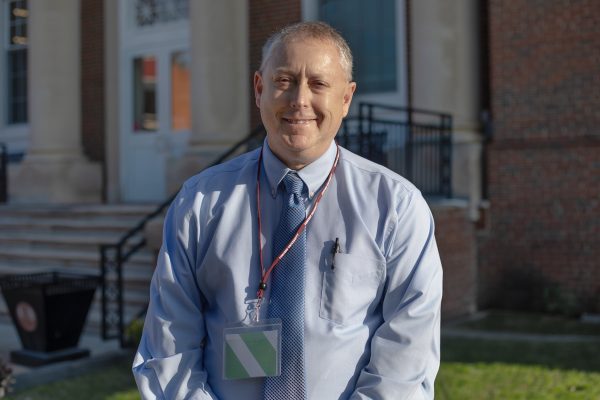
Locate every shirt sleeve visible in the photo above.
<box><xmin>350</xmin><ymin>191</ymin><xmax>443</xmax><ymax>400</ymax></box>
<box><xmin>132</xmin><ymin>187</ymin><xmax>218</xmax><ymax>400</ymax></box>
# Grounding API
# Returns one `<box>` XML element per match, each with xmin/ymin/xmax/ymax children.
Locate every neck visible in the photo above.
<box><xmin>270</xmin><ymin>150</ymin><xmax>312</xmax><ymax>171</ymax></box>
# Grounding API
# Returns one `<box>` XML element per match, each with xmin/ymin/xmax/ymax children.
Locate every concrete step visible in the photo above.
<box><xmin>0</xmin><ymin>204</ymin><xmax>161</xmax><ymax>338</ymax></box>
<box><xmin>0</xmin><ymin>260</ymin><xmax>155</xmax><ymax>286</ymax></box>
<box><xmin>0</xmin><ymin>231</ymin><xmax>145</xmax><ymax>252</ymax></box>
<box><xmin>0</xmin><ymin>204</ymin><xmax>158</xmax><ymax>219</ymax></box>
<box><xmin>0</xmin><ymin>246</ymin><xmax>154</xmax><ymax>270</ymax></box>
<box><xmin>0</xmin><ymin>217</ymin><xmax>146</xmax><ymax>235</ymax></box>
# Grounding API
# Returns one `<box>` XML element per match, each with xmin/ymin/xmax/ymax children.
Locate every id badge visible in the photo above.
<box><xmin>223</xmin><ymin>318</ymin><xmax>282</xmax><ymax>380</ymax></box>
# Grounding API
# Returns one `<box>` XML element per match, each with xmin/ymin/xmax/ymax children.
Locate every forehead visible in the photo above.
<box><xmin>266</xmin><ymin>38</ymin><xmax>343</xmax><ymax>74</ymax></box>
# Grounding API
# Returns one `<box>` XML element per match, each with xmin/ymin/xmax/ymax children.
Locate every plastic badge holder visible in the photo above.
<box><xmin>223</xmin><ymin>319</ymin><xmax>282</xmax><ymax>380</ymax></box>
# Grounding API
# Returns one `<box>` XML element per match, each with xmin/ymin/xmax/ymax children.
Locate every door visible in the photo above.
<box><xmin>120</xmin><ymin>45</ymin><xmax>191</xmax><ymax>202</ymax></box>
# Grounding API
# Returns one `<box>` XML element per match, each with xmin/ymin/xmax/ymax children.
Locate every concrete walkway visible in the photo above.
<box><xmin>442</xmin><ymin>328</ymin><xmax>600</xmax><ymax>343</ymax></box>
<box><xmin>441</xmin><ymin>311</ymin><xmax>600</xmax><ymax>343</ymax></box>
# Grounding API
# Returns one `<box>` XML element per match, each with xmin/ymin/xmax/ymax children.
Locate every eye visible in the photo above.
<box><xmin>274</xmin><ymin>76</ymin><xmax>292</xmax><ymax>88</ymax></box>
<box><xmin>311</xmin><ymin>80</ymin><xmax>329</xmax><ymax>89</ymax></box>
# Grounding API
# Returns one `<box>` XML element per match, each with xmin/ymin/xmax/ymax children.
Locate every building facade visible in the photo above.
<box><xmin>2</xmin><ymin>0</ymin><xmax>597</xmax><ymax>324</ymax></box>
<box><xmin>479</xmin><ymin>0</ymin><xmax>600</xmax><ymax>314</ymax></box>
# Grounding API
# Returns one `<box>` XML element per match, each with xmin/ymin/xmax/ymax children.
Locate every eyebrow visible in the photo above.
<box><xmin>272</xmin><ymin>67</ymin><xmax>329</xmax><ymax>80</ymax></box>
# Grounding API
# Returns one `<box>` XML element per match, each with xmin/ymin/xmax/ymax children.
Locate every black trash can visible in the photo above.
<box><xmin>0</xmin><ymin>271</ymin><xmax>100</xmax><ymax>366</ymax></box>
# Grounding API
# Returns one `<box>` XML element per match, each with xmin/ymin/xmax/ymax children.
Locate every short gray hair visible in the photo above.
<box><xmin>259</xmin><ymin>21</ymin><xmax>354</xmax><ymax>81</ymax></box>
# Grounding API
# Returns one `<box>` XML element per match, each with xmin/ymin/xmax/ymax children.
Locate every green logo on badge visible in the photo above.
<box><xmin>224</xmin><ymin>330</ymin><xmax>279</xmax><ymax>379</ymax></box>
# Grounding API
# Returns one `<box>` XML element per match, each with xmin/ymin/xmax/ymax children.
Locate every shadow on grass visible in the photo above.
<box><xmin>441</xmin><ymin>337</ymin><xmax>600</xmax><ymax>373</ymax></box>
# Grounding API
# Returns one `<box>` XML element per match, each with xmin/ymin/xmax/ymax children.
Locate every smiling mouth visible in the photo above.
<box><xmin>282</xmin><ymin>117</ymin><xmax>316</xmax><ymax>125</ymax></box>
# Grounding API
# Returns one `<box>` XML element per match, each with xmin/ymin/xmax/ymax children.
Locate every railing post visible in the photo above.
<box><xmin>0</xmin><ymin>144</ymin><xmax>7</xmax><ymax>203</ymax></box>
<box><xmin>100</xmin><ymin>245</ymin><xmax>107</xmax><ymax>339</ymax></box>
<box><xmin>406</xmin><ymin>109</ymin><xmax>414</xmax><ymax>183</ymax></box>
<box><xmin>116</xmin><ymin>245</ymin><xmax>125</xmax><ymax>347</ymax></box>
<box><xmin>367</xmin><ymin>104</ymin><xmax>374</xmax><ymax>159</ymax></box>
<box><xmin>441</xmin><ymin>115</ymin><xmax>453</xmax><ymax>198</ymax></box>
<box><xmin>100</xmin><ymin>243</ymin><xmax>124</xmax><ymax>345</ymax></box>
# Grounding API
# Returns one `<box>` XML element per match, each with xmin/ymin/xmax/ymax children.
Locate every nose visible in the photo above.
<box><xmin>289</xmin><ymin>81</ymin><xmax>310</xmax><ymax>109</ymax></box>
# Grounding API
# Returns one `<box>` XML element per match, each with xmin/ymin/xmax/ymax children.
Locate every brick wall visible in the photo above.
<box><xmin>248</xmin><ymin>0</ymin><xmax>302</xmax><ymax>128</ymax></box>
<box><xmin>480</xmin><ymin>0</ymin><xmax>600</xmax><ymax>313</ymax></box>
<box><xmin>432</xmin><ymin>203</ymin><xmax>477</xmax><ymax>320</ymax></box>
<box><xmin>81</xmin><ymin>0</ymin><xmax>105</xmax><ymax>163</ymax></box>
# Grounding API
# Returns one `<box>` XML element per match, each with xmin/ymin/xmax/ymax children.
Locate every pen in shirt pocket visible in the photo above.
<box><xmin>331</xmin><ymin>237</ymin><xmax>341</xmax><ymax>270</ymax></box>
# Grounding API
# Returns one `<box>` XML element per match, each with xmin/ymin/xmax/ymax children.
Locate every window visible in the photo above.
<box><xmin>5</xmin><ymin>0</ymin><xmax>28</xmax><ymax>124</ymax></box>
<box><xmin>171</xmin><ymin>50</ymin><xmax>190</xmax><ymax>132</ymax></box>
<box><xmin>319</xmin><ymin>0</ymin><xmax>396</xmax><ymax>93</ymax></box>
<box><xmin>133</xmin><ymin>56</ymin><xmax>157</xmax><ymax>132</ymax></box>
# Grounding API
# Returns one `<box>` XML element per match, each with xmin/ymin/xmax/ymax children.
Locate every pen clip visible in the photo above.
<box><xmin>331</xmin><ymin>237</ymin><xmax>340</xmax><ymax>270</ymax></box>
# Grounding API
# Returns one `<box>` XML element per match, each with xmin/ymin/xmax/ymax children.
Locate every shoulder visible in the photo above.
<box><xmin>337</xmin><ymin>146</ymin><xmax>421</xmax><ymax>202</ymax></box>
<box><xmin>167</xmin><ymin>148</ymin><xmax>260</xmax><ymax>217</ymax></box>
<box><xmin>181</xmin><ymin>148</ymin><xmax>260</xmax><ymax>194</ymax></box>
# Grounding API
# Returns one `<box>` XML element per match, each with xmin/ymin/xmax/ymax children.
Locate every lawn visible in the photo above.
<box><xmin>436</xmin><ymin>337</ymin><xmax>600</xmax><ymax>400</ymax></box>
<box><xmin>6</xmin><ymin>312</ymin><xmax>600</xmax><ymax>399</ymax></box>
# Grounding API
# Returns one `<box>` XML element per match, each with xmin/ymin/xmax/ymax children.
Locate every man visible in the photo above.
<box><xmin>133</xmin><ymin>21</ymin><xmax>442</xmax><ymax>399</ymax></box>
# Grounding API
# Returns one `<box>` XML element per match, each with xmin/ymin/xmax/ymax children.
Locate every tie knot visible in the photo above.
<box><xmin>282</xmin><ymin>173</ymin><xmax>304</xmax><ymax>196</ymax></box>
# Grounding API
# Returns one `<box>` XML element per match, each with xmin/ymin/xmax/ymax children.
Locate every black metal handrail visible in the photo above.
<box><xmin>100</xmin><ymin>125</ymin><xmax>266</xmax><ymax>345</ymax></box>
<box><xmin>0</xmin><ymin>143</ymin><xmax>7</xmax><ymax>203</ymax></box>
<box><xmin>340</xmin><ymin>102</ymin><xmax>453</xmax><ymax>198</ymax></box>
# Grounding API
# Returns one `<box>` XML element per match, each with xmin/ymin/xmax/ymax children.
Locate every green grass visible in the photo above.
<box><xmin>5</xmin><ymin>357</ymin><xmax>139</xmax><ymax>400</ymax></box>
<box><xmin>7</xmin><ymin>311</ymin><xmax>600</xmax><ymax>399</ymax></box>
<box><xmin>436</xmin><ymin>362</ymin><xmax>600</xmax><ymax>400</ymax></box>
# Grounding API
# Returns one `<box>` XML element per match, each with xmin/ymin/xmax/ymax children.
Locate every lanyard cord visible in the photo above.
<box><xmin>255</xmin><ymin>146</ymin><xmax>340</xmax><ymax>300</ymax></box>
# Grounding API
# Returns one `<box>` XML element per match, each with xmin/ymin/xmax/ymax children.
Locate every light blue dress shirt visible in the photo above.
<box><xmin>133</xmin><ymin>140</ymin><xmax>442</xmax><ymax>400</ymax></box>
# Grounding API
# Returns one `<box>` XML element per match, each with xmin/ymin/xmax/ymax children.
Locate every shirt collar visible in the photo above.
<box><xmin>262</xmin><ymin>140</ymin><xmax>337</xmax><ymax>199</ymax></box>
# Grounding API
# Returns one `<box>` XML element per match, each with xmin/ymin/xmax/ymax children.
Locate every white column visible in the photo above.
<box><xmin>12</xmin><ymin>0</ymin><xmax>101</xmax><ymax>203</ymax></box>
<box><xmin>411</xmin><ymin>0</ymin><xmax>483</xmax><ymax>219</ymax></box>
<box><xmin>167</xmin><ymin>0</ymin><xmax>249</xmax><ymax>192</ymax></box>
<box><xmin>104</xmin><ymin>0</ymin><xmax>120</xmax><ymax>203</ymax></box>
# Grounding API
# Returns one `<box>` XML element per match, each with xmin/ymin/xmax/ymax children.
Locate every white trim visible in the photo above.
<box><xmin>120</xmin><ymin>1</ymin><xmax>190</xmax><ymax>51</ymax></box>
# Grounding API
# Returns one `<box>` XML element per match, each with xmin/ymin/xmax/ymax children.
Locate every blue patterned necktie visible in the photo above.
<box><xmin>264</xmin><ymin>172</ymin><xmax>307</xmax><ymax>400</ymax></box>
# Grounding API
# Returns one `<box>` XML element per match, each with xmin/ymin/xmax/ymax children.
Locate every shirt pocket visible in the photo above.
<box><xmin>319</xmin><ymin>253</ymin><xmax>385</xmax><ymax>326</ymax></box>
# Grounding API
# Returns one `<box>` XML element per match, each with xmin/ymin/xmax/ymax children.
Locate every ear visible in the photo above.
<box><xmin>254</xmin><ymin>71</ymin><xmax>263</xmax><ymax>109</ymax></box>
<box><xmin>342</xmin><ymin>81</ymin><xmax>357</xmax><ymax>117</ymax></box>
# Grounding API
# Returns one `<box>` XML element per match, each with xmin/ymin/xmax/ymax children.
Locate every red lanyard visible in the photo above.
<box><xmin>255</xmin><ymin>146</ymin><xmax>340</xmax><ymax>301</ymax></box>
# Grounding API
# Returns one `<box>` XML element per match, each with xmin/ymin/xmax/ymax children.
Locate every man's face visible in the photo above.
<box><xmin>254</xmin><ymin>38</ymin><xmax>356</xmax><ymax>169</ymax></box>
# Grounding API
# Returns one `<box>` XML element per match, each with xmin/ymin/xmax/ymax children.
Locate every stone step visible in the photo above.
<box><xmin>0</xmin><ymin>245</ymin><xmax>154</xmax><ymax>270</ymax></box>
<box><xmin>0</xmin><ymin>231</ymin><xmax>146</xmax><ymax>252</ymax></box>
<box><xmin>0</xmin><ymin>216</ymin><xmax>147</xmax><ymax>235</ymax></box>
<box><xmin>0</xmin><ymin>260</ymin><xmax>155</xmax><ymax>286</ymax></box>
<box><xmin>0</xmin><ymin>204</ymin><xmax>158</xmax><ymax>219</ymax></box>
<box><xmin>0</xmin><ymin>204</ymin><xmax>160</xmax><ymax>339</ymax></box>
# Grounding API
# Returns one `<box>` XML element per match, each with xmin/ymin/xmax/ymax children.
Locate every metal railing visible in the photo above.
<box><xmin>100</xmin><ymin>103</ymin><xmax>453</xmax><ymax>346</ymax></box>
<box><xmin>0</xmin><ymin>144</ymin><xmax>7</xmax><ymax>203</ymax></box>
<box><xmin>339</xmin><ymin>102</ymin><xmax>453</xmax><ymax>198</ymax></box>
<box><xmin>100</xmin><ymin>125</ymin><xmax>266</xmax><ymax>346</ymax></box>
